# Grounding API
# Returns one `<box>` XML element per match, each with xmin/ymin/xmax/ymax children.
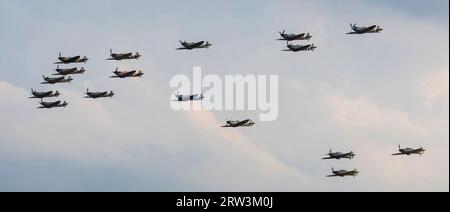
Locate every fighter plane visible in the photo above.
<box><xmin>222</xmin><ymin>119</ymin><xmax>255</xmax><ymax>128</ymax></box>
<box><xmin>41</xmin><ymin>75</ymin><xmax>73</xmax><ymax>84</ymax></box>
<box><xmin>392</xmin><ymin>145</ymin><xmax>426</xmax><ymax>156</ymax></box>
<box><xmin>176</xmin><ymin>41</ymin><xmax>212</xmax><ymax>50</ymax></box>
<box><xmin>85</xmin><ymin>88</ymin><xmax>115</xmax><ymax>99</ymax></box>
<box><xmin>327</xmin><ymin>168</ymin><xmax>359</xmax><ymax>178</ymax></box>
<box><xmin>38</xmin><ymin>100</ymin><xmax>68</xmax><ymax>109</ymax></box>
<box><xmin>54</xmin><ymin>53</ymin><xmax>89</xmax><ymax>64</ymax></box>
<box><xmin>53</xmin><ymin>65</ymin><xmax>86</xmax><ymax>76</ymax></box>
<box><xmin>322</xmin><ymin>149</ymin><xmax>356</xmax><ymax>160</ymax></box>
<box><xmin>107</xmin><ymin>49</ymin><xmax>141</xmax><ymax>60</ymax></box>
<box><xmin>30</xmin><ymin>89</ymin><xmax>60</xmax><ymax>100</ymax></box>
<box><xmin>283</xmin><ymin>42</ymin><xmax>317</xmax><ymax>52</ymax></box>
<box><xmin>110</xmin><ymin>68</ymin><xmax>144</xmax><ymax>78</ymax></box>
<box><xmin>347</xmin><ymin>23</ymin><xmax>383</xmax><ymax>34</ymax></box>
<box><xmin>278</xmin><ymin>30</ymin><xmax>312</xmax><ymax>41</ymax></box>
<box><xmin>174</xmin><ymin>92</ymin><xmax>204</xmax><ymax>102</ymax></box>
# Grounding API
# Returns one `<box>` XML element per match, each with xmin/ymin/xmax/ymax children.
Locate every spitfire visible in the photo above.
<box><xmin>327</xmin><ymin>168</ymin><xmax>359</xmax><ymax>178</ymax></box>
<box><xmin>174</xmin><ymin>92</ymin><xmax>204</xmax><ymax>102</ymax></box>
<box><xmin>110</xmin><ymin>68</ymin><xmax>144</xmax><ymax>78</ymax></box>
<box><xmin>53</xmin><ymin>65</ymin><xmax>86</xmax><ymax>76</ymax></box>
<box><xmin>278</xmin><ymin>30</ymin><xmax>312</xmax><ymax>41</ymax></box>
<box><xmin>392</xmin><ymin>145</ymin><xmax>426</xmax><ymax>156</ymax></box>
<box><xmin>41</xmin><ymin>75</ymin><xmax>73</xmax><ymax>84</ymax></box>
<box><xmin>283</xmin><ymin>42</ymin><xmax>317</xmax><ymax>52</ymax></box>
<box><xmin>322</xmin><ymin>149</ymin><xmax>356</xmax><ymax>160</ymax></box>
<box><xmin>347</xmin><ymin>23</ymin><xmax>383</xmax><ymax>34</ymax></box>
<box><xmin>30</xmin><ymin>89</ymin><xmax>60</xmax><ymax>100</ymax></box>
<box><xmin>177</xmin><ymin>41</ymin><xmax>212</xmax><ymax>50</ymax></box>
<box><xmin>85</xmin><ymin>88</ymin><xmax>115</xmax><ymax>99</ymax></box>
<box><xmin>38</xmin><ymin>100</ymin><xmax>68</xmax><ymax>109</ymax></box>
<box><xmin>222</xmin><ymin>119</ymin><xmax>255</xmax><ymax>128</ymax></box>
<box><xmin>54</xmin><ymin>53</ymin><xmax>89</xmax><ymax>64</ymax></box>
<box><xmin>107</xmin><ymin>49</ymin><xmax>141</xmax><ymax>61</ymax></box>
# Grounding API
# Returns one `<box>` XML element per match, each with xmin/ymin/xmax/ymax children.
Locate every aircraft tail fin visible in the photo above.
<box><xmin>110</xmin><ymin>49</ymin><xmax>113</xmax><ymax>55</ymax></box>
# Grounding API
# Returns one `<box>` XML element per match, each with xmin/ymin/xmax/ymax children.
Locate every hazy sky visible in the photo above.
<box><xmin>0</xmin><ymin>0</ymin><xmax>448</xmax><ymax>191</ymax></box>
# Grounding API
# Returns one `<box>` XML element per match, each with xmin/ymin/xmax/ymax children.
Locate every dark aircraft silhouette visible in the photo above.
<box><xmin>174</xmin><ymin>92</ymin><xmax>204</xmax><ymax>102</ymax></box>
<box><xmin>222</xmin><ymin>119</ymin><xmax>255</xmax><ymax>128</ymax></box>
<box><xmin>322</xmin><ymin>149</ymin><xmax>356</xmax><ymax>160</ymax></box>
<box><xmin>41</xmin><ymin>76</ymin><xmax>73</xmax><ymax>84</ymax></box>
<box><xmin>392</xmin><ymin>145</ymin><xmax>426</xmax><ymax>156</ymax></box>
<box><xmin>38</xmin><ymin>100</ymin><xmax>68</xmax><ymax>109</ymax></box>
<box><xmin>283</xmin><ymin>42</ymin><xmax>317</xmax><ymax>52</ymax></box>
<box><xmin>177</xmin><ymin>41</ymin><xmax>212</xmax><ymax>50</ymax></box>
<box><xmin>53</xmin><ymin>65</ymin><xmax>86</xmax><ymax>76</ymax></box>
<box><xmin>327</xmin><ymin>168</ymin><xmax>359</xmax><ymax>178</ymax></box>
<box><xmin>107</xmin><ymin>49</ymin><xmax>141</xmax><ymax>60</ymax></box>
<box><xmin>347</xmin><ymin>23</ymin><xmax>383</xmax><ymax>34</ymax></box>
<box><xmin>30</xmin><ymin>89</ymin><xmax>60</xmax><ymax>100</ymax></box>
<box><xmin>278</xmin><ymin>30</ymin><xmax>312</xmax><ymax>41</ymax></box>
<box><xmin>110</xmin><ymin>68</ymin><xmax>144</xmax><ymax>78</ymax></box>
<box><xmin>85</xmin><ymin>88</ymin><xmax>115</xmax><ymax>99</ymax></box>
<box><xmin>54</xmin><ymin>53</ymin><xmax>88</xmax><ymax>64</ymax></box>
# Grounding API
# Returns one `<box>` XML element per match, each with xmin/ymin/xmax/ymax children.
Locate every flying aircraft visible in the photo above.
<box><xmin>283</xmin><ymin>42</ymin><xmax>317</xmax><ymax>52</ymax></box>
<box><xmin>392</xmin><ymin>145</ymin><xmax>426</xmax><ymax>156</ymax></box>
<box><xmin>322</xmin><ymin>149</ymin><xmax>356</xmax><ymax>160</ymax></box>
<box><xmin>347</xmin><ymin>23</ymin><xmax>383</xmax><ymax>34</ymax></box>
<box><xmin>174</xmin><ymin>92</ymin><xmax>204</xmax><ymax>102</ymax></box>
<box><xmin>176</xmin><ymin>41</ymin><xmax>212</xmax><ymax>50</ymax></box>
<box><xmin>38</xmin><ymin>100</ymin><xmax>68</xmax><ymax>109</ymax></box>
<box><xmin>41</xmin><ymin>76</ymin><xmax>73</xmax><ymax>84</ymax></box>
<box><xmin>327</xmin><ymin>168</ymin><xmax>359</xmax><ymax>178</ymax></box>
<box><xmin>278</xmin><ymin>30</ymin><xmax>312</xmax><ymax>41</ymax></box>
<box><xmin>85</xmin><ymin>88</ymin><xmax>115</xmax><ymax>99</ymax></box>
<box><xmin>110</xmin><ymin>68</ymin><xmax>144</xmax><ymax>78</ymax></box>
<box><xmin>53</xmin><ymin>65</ymin><xmax>86</xmax><ymax>76</ymax></box>
<box><xmin>107</xmin><ymin>49</ymin><xmax>141</xmax><ymax>60</ymax></box>
<box><xmin>30</xmin><ymin>89</ymin><xmax>60</xmax><ymax>100</ymax></box>
<box><xmin>222</xmin><ymin>119</ymin><xmax>255</xmax><ymax>128</ymax></box>
<box><xmin>54</xmin><ymin>53</ymin><xmax>89</xmax><ymax>64</ymax></box>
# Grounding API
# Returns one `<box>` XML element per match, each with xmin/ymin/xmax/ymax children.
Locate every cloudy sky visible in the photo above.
<box><xmin>0</xmin><ymin>0</ymin><xmax>448</xmax><ymax>192</ymax></box>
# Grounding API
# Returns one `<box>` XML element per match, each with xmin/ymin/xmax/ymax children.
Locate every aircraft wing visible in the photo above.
<box><xmin>193</xmin><ymin>41</ymin><xmax>205</xmax><ymax>48</ymax></box>
<box><xmin>125</xmin><ymin>70</ymin><xmax>137</xmax><ymax>77</ymax></box>
<box><xmin>322</xmin><ymin>157</ymin><xmax>334</xmax><ymax>160</ymax></box>
<box><xmin>365</xmin><ymin>25</ymin><xmax>377</xmax><ymax>32</ymax></box>
<box><xmin>326</xmin><ymin>175</ymin><xmax>338</xmax><ymax>177</ymax></box>
<box><xmin>234</xmin><ymin>120</ymin><xmax>250</xmax><ymax>127</ymax></box>
<box><xmin>392</xmin><ymin>153</ymin><xmax>405</xmax><ymax>156</ymax></box>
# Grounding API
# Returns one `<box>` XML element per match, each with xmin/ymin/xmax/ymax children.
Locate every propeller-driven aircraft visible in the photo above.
<box><xmin>327</xmin><ymin>168</ymin><xmax>359</xmax><ymax>178</ymax></box>
<box><xmin>176</xmin><ymin>41</ymin><xmax>212</xmax><ymax>50</ymax></box>
<box><xmin>278</xmin><ymin>30</ymin><xmax>312</xmax><ymax>41</ymax></box>
<box><xmin>283</xmin><ymin>42</ymin><xmax>317</xmax><ymax>52</ymax></box>
<box><xmin>392</xmin><ymin>145</ymin><xmax>426</xmax><ymax>156</ymax></box>
<box><xmin>347</xmin><ymin>23</ymin><xmax>383</xmax><ymax>34</ymax></box>
<box><xmin>222</xmin><ymin>119</ymin><xmax>255</xmax><ymax>128</ymax></box>
<box><xmin>30</xmin><ymin>89</ymin><xmax>60</xmax><ymax>100</ymax></box>
<box><xmin>85</xmin><ymin>88</ymin><xmax>115</xmax><ymax>99</ymax></box>
<box><xmin>54</xmin><ymin>53</ymin><xmax>88</xmax><ymax>64</ymax></box>
<box><xmin>38</xmin><ymin>100</ymin><xmax>68</xmax><ymax>109</ymax></box>
<box><xmin>174</xmin><ymin>92</ymin><xmax>204</xmax><ymax>102</ymax></box>
<box><xmin>53</xmin><ymin>65</ymin><xmax>86</xmax><ymax>76</ymax></box>
<box><xmin>107</xmin><ymin>49</ymin><xmax>141</xmax><ymax>60</ymax></box>
<box><xmin>322</xmin><ymin>149</ymin><xmax>356</xmax><ymax>160</ymax></box>
<box><xmin>41</xmin><ymin>75</ymin><xmax>73</xmax><ymax>84</ymax></box>
<box><xmin>110</xmin><ymin>68</ymin><xmax>144</xmax><ymax>78</ymax></box>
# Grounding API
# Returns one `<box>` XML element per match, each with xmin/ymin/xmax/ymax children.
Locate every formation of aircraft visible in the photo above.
<box><xmin>54</xmin><ymin>53</ymin><xmax>89</xmax><ymax>64</ymax></box>
<box><xmin>110</xmin><ymin>68</ymin><xmax>144</xmax><ymax>78</ymax></box>
<box><xmin>53</xmin><ymin>65</ymin><xmax>86</xmax><ymax>76</ymax></box>
<box><xmin>322</xmin><ymin>149</ymin><xmax>356</xmax><ymax>160</ymax></box>
<box><xmin>347</xmin><ymin>23</ymin><xmax>383</xmax><ymax>34</ymax></box>
<box><xmin>174</xmin><ymin>92</ymin><xmax>204</xmax><ymax>102</ymax></box>
<box><xmin>327</xmin><ymin>168</ymin><xmax>359</xmax><ymax>178</ymax></box>
<box><xmin>85</xmin><ymin>88</ymin><xmax>115</xmax><ymax>99</ymax></box>
<box><xmin>278</xmin><ymin>30</ymin><xmax>312</xmax><ymax>41</ymax></box>
<box><xmin>107</xmin><ymin>49</ymin><xmax>141</xmax><ymax>61</ymax></box>
<box><xmin>392</xmin><ymin>145</ymin><xmax>426</xmax><ymax>156</ymax></box>
<box><xmin>30</xmin><ymin>89</ymin><xmax>60</xmax><ymax>100</ymax></box>
<box><xmin>177</xmin><ymin>41</ymin><xmax>212</xmax><ymax>50</ymax></box>
<box><xmin>222</xmin><ymin>119</ymin><xmax>255</xmax><ymax>128</ymax></box>
<box><xmin>38</xmin><ymin>100</ymin><xmax>68</xmax><ymax>109</ymax></box>
<box><xmin>283</xmin><ymin>42</ymin><xmax>317</xmax><ymax>52</ymax></box>
<box><xmin>41</xmin><ymin>75</ymin><xmax>73</xmax><ymax>84</ymax></box>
